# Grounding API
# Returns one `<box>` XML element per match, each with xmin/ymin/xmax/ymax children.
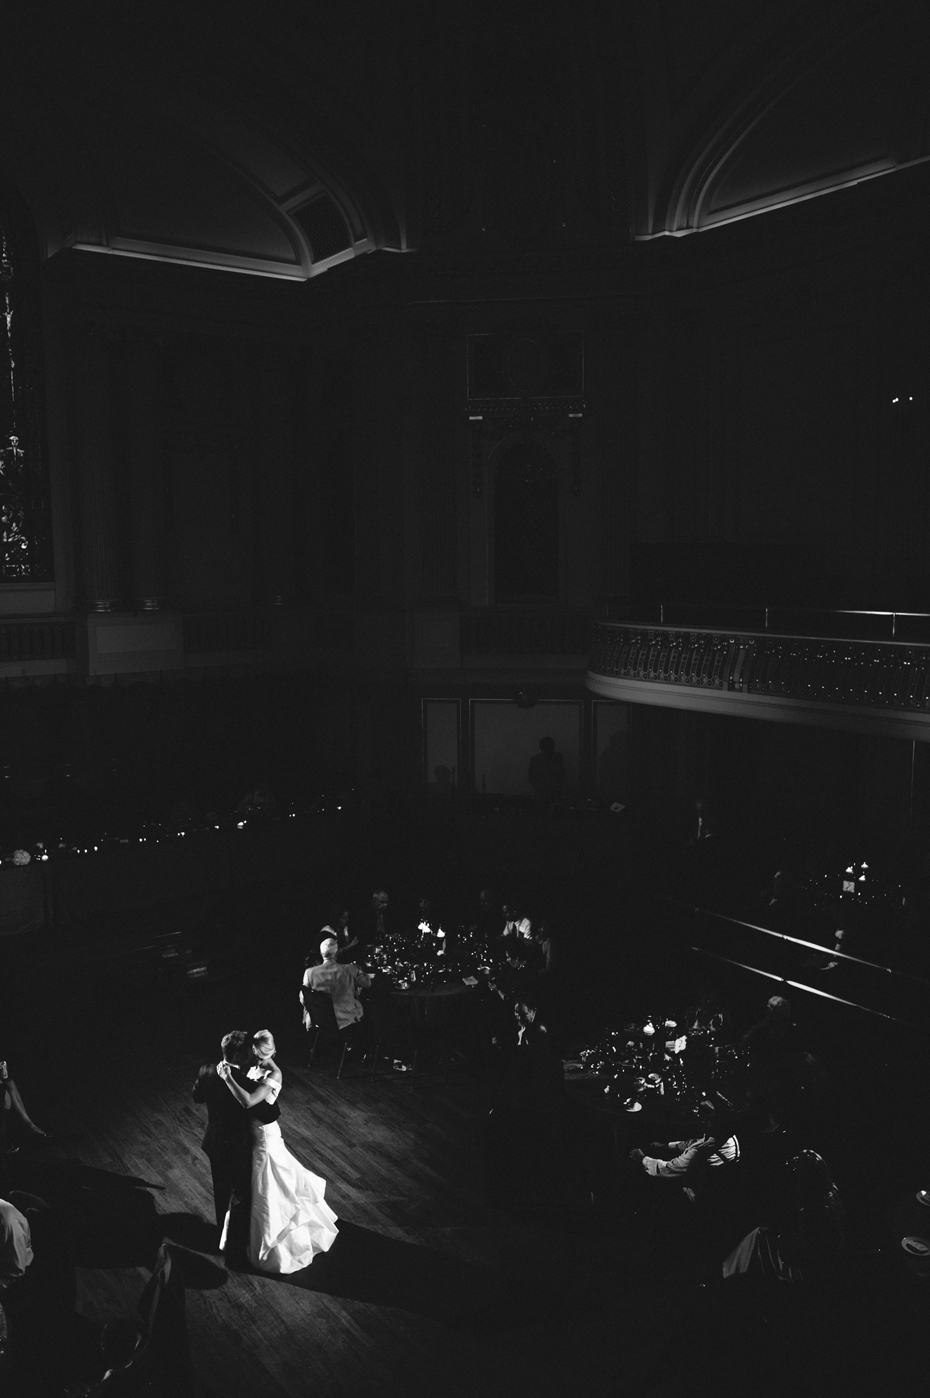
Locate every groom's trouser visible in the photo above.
<box><xmin>207</xmin><ymin>1142</ymin><xmax>251</xmax><ymax>1250</ymax></box>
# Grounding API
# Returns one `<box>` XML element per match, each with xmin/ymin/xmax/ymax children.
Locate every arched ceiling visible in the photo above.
<box><xmin>1</xmin><ymin>1</ymin><xmax>927</xmax><ymax>282</ymax></box>
<box><xmin>0</xmin><ymin>0</ymin><xmax>405</xmax><ymax>280</ymax></box>
<box><xmin>629</xmin><ymin>0</ymin><xmax>930</xmax><ymax>238</ymax></box>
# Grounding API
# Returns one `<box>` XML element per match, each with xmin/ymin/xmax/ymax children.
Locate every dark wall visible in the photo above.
<box><xmin>14</xmin><ymin>153</ymin><xmax>930</xmax><ymax>810</ymax></box>
<box><xmin>631</xmin><ymin>701</ymin><xmax>919</xmax><ymax>880</ymax></box>
<box><xmin>630</xmin><ymin>163</ymin><xmax>930</xmax><ymax>611</ymax></box>
<box><xmin>0</xmin><ymin>673</ymin><xmax>348</xmax><ymax>840</ymax></box>
<box><xmin>40</xmin><ymin>157</ymin><xmax>930</xmax><ymax>630</ymax></box>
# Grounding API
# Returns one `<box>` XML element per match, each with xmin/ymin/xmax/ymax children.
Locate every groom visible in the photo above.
<box><xmin>192</xmin><ymin>1030</ymin><xmax>254</xmax><ymax>1265</ymax></box>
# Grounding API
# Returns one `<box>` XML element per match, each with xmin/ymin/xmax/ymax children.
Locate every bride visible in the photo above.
<box><xmin>217</xmin><ymin>1029</ymin><xmax>338</xmax><ymax>1273</ymax></box>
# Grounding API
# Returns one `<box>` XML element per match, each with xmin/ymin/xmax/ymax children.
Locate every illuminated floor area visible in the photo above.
<box><xmin>6</xmin><ymin>1026</ymin><xmax>629</xmax><ymax>1398</ymax></box>
<box><xmin>1</xmin><ymin>849</ymin><xmax>928</xmax><ymax>1398</ymax></box>
<box><xmin>2</xmin><ymin>939</ymin><xmax>928</xmax><ymax>1398</ymax></box>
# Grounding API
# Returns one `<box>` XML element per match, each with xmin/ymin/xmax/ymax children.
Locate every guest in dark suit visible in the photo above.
<box><xmin>486</xmin><ymin>1001</ymin><xmax>568</xmax><ymax>1205</ymax></box>
<box><xmin>354</xmin><ymin>888</ymin><xmax>391</xmax><ymax>958</ymax></box>
<box><xmin>191</xmin><ymin>1031</ymin><xmax>254</xmax><ymax>1263</ymax></box>
<box><xmin>473</xmin><ymin>888</ymin><xmax>502</xmax><ymax>949</ymax></box>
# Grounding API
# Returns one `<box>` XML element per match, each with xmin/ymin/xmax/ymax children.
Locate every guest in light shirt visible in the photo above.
<box><xmin>0</xmin><ymin>1197</ymin><xmax>33</xmax><ymax>1288</ymax></box>
<box><xmin>499</xmin><ymin>900</ymin><xmax>532</xmax><ymax>947</ymax></box>
<box><xmin>304</xmin><ymin>937</ymin><xmax>372</xmax><ymax>1029</ymax></box>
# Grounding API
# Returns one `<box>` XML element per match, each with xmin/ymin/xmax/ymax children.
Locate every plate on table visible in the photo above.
<box><xmin>916</xmin><ymin>1190</ymin><xmax>930</xmax><ymax>1208</ymax></box>
<box><xmin>901</xmin><ymin>1236</ymin><xmax>930</xmax><ymax>1255</ymax></box>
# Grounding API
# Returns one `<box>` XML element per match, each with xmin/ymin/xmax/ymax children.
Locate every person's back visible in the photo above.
<box><xmin>474</xmin><ymin>889</ymin><xmax>501</xmax><ymax>947</ymax></box>
<box><xmin>192</xmin><ymin>1060</ymin><xmax>249</xmax><ymax>1154</ymax></box>
<box><xmin>306</xmin><ymin>939</ymin><xmax>371</xmax><ymax>1028</ymax></box>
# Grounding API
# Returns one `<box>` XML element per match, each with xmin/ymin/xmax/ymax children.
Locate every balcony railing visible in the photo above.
<box><xmin>588</xmin><ymin>615</ymin><xmax>930</xmax><ymax>739</ymax></box>
<box><xmin>0</xmin><ymin>619</ymin><xmax>75</xmax><ymax>663</ymax></box>
<box><xmin>607</xmin><ymin>602</ymin><xmax>930</xmax><ymax>644</ymax></box>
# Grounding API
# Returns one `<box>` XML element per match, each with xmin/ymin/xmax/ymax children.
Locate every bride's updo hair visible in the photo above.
<box><xmin>253</xmin><ymin>1029</ymin><xmax>276</xmax><ymax>1061</ymax></box>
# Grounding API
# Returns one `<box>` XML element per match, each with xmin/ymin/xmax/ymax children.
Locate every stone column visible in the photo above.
<box><xmin>124</xmin><ymin>336</ymin><xmax>167</xmax><ymax>610</ymax></box>
<box><xmin>74</xmin><ymin>323</ymin><xmax>120</xmax><ymax>611</ymax></box>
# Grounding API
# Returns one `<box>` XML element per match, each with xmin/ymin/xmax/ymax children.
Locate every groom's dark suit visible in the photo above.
<box><xmin>192</xmin><ymin>1061</ymin><xmax>253</xmax><ymax>1254</ymax></box>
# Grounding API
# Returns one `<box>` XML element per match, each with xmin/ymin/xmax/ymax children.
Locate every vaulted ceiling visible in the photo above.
<box><xmin>1</xmin><ymin>0</ymin><xmax>926</xmax><ymax>281</ymax></box>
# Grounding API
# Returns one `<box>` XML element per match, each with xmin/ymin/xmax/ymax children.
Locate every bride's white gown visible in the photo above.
<box><xmin>247</xmin><ymin>1078</ymin><xmax>339</xmax><ymax>1274</ymax></box>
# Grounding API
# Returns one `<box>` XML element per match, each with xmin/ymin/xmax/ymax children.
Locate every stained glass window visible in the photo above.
<box><xmin>0</xmin><ymin>214</ymin><xmax>52</xmax><ymax>582</ymax></box>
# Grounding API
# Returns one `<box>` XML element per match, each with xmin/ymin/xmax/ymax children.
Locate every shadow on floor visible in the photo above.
<box><xmin>275</xmin><ymin>1218</ymin><xmax>559</xmax><ymax>1336</ymax></box>
<box><xmin>1</xmin><ymin>1158</ymin><xmax>210</xmax><ymax>1270</ymax></box>
<box><xmin>158</xmin><ymin>1210</ymin><xmax>224</xmax><ymax>1258</ymax></box>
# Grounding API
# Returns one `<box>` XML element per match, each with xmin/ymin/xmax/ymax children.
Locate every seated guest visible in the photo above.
<box><xmin>499</xmin><ymin>899</ymin><xmax>532</xmax><ymax>954</ymax></box>
<box><xmin>722</xmin><ymin>1149</ymin><xmax>844</xmax><ymax>1285</ymax></box>
<box><xmin>0</xmin><ymin>1195</ymin><xmax>33</xmax><ymax>1380</ymax></box>
<box><xmin>1</xmin><ymin>1191</ymin><xmax>75</xmax><ymax>1389</ymax></box>
<box><xmin>1</xmin><ymin>1058</ymin><xmax>48</xmax><ymax>1154</ymax></box>
<box><xmin>356</xmin><ymin>887</ymin><xmax>392</xmax><ymax>956</ymax></box>
<box><xmin>470</xmin><ymin>888</ymin><xmax>502</xmax><ymax>950</ymax></box>
<box><xmin>0</xmin><ymin>1197</ymin><xmax>33</xmax><ymax>1290</ymax></box>
<box><xmin>685</xmin><ymin>985</ymin><xmax>725</xmax><ymax>1035</ymax></box>
<box><xmin>533</xmin><ymin>918</ymin><xmax>559</xmax><ymax>976</ymax></box>
<box><xmin>490</xmin><ymin>939</ymin><xmax>537</xmax><ymax>1013</ymax></box>
<box><xmin>741</xmin><ymin>995</ymin><xmax>797</xmax><ymax>1059</ymax></box>
<box><xmin>303</xmin><ymin>937</ymin><xmax>372</xmax><ymax>1030</ymax></box>
<box><xmin>630</xmin><ymin>1100</ymin><xmax>740</xmax><ymax>1201</ymax></box>
<box><xmin>332</xmin><ymin>906</ymin><xmax>361</xmax><ymax>963</ymax></box>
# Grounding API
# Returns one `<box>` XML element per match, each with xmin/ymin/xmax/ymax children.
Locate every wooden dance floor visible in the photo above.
<box><xmin>12</xmin><ymin>1006</ymin><xmax>630</xmax><ymax>1398</ymax></box>
<box><xmin>7</xmin><ymin>922</ymin><xmax>928</xmax><ymax>1397</ymax></box>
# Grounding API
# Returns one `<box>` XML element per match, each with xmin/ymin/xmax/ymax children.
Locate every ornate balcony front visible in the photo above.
<box><xmin>587</xmin><ymin>608</ymin><xmax>930</xmax><ymax>741</ymax></box>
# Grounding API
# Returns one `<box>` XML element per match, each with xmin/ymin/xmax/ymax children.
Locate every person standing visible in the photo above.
<box><xmin>191</xmin><ymin>1031</ymin><xmax>254</xmax><ymax>1264</ymax></box>
<box><xmin>217</xmin><ymin>1030</ymin><xmax>338</xmax><ymax>1274</ymax></box>
<box><xmin>527</xmin><ymin>737</ymin><xmax>565</xmax><ymax>804</ymax></box>
<box><xmin>0</xmin><ymin>1057</ymin><xmax>48</xmax><ymax>1155</ymax></box>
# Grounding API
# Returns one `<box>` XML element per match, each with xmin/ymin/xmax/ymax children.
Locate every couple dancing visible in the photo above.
<box><xmin>193</xmin><ymin>1029</ymin><xmax>338</xmax><ymax>1274</ymax></box>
